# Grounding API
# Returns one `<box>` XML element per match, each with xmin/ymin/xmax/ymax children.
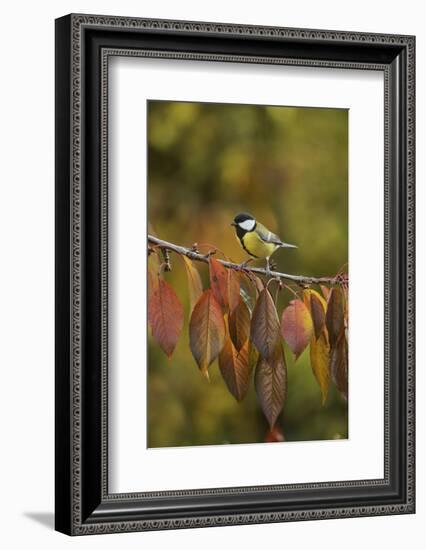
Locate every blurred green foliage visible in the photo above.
<box><xmin>147</xmin><ymin>100</ymin><xmax>348</xmax><ymax>448</ymax></box>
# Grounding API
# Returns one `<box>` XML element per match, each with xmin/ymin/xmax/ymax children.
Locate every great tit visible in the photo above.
<box><xmin>231</xmin><ymin>212</ymin><xmax>297</xmax><ymax>274</ymax></box>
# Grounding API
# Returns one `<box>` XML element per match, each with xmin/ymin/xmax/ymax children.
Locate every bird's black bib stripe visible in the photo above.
<box><xmin>240</xmin><ymin>236</ymin><xmax>259</xmax><ymax>258</ymax></box>
<box><xmin>235</xmin><ymin>224</ymin><xmax>259</xmax><ymax>258</ymax></box>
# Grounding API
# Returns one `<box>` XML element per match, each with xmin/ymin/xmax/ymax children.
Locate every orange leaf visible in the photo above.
<box><xmin>182</xmin><ymin>256</ymin><xmax>203</xmax><ymax>313</ymax></box>
<box><xmin>229</xmin><ymin>298</ymin><xmax>251</xmax><ymax>352</ymax></box>
<box><xmin>303</xmin><ymin>289</ymin><xmax>326</xmax><ymax>340</ymax></box>
<box><xmin>189</xmin><ymin>289</ymin><xmax>226</xmax><ymax>378</ymax></box>
<box><xmin>255</xmin><ymin>343</ymin><xmax>287</xmax><ymax>429</ymax></box>
<box><xmin>281</xmin><ymin>299</ymin><xmax>313</xmax><ymax>359</ymax></box>
<box><xmin>209</xmin><ymin>257</ymin><xmax>229</xmax><ymax>311</ymax></box>
<box><xmin>148</xmin><ymin>277</ymin><xmax>184</xmax><ymax>357</ymax></box>
<box><xmin>218</xmin><ymin>337</ymin><xmax>250</xmax><ymax>401</ymax></box>
<box><xmin>250</xmin><ymin>288</ymin><xmax>281</xmax><ymax>360</ymax></box>
<box><xmin>310</xmin><ymin>330</ymin><xmax>330</xmax><ymax>404</ymax></box>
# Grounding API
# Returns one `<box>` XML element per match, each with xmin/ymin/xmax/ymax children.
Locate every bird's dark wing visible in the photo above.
<box><xmin>255</xmin><ymin>222</ymin><xmax>284</xmax><ymax>246</ymax></box>
<box><xmin>256</xmin><ymin>222</ymin><xmax>298</xmax><ymax>249</ymax></box>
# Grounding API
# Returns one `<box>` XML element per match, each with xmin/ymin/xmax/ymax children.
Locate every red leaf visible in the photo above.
<box><xmin>250</xmin><ymin>288</ymin><xmax>281</xmax><ymax>360</ymax></box>
<box><xmin>209</xmin><ymin>257</ymin><xmax>229</xmax><ymax>310</ymax></box>
<box><xmin>229</xmin><ymin>298</ymin><xmax>251</xmax><ymax>352</ymax></box>
<box><xmin>218</xmin><ymin>337</ymin><xmax>250</xmax><ymax>401</ymax></box>
<box><xmin>265</xmin><ymin>425</ymin><xmax>285</xmax><ymax>443</ymax></box>
<box><xmin>281</xmin><ymin>299</ymin><xmax>313</xmax><ymax>359</ymax></box>
<box><xmin>148</xmin><ymin>276</ymin><xmax>184</xmax><ymax>357</ymax></box>
<box><xmin>189</xmin><ymin>289</ymin><xmax>226</xmax><ymax>378</ymax></box>
<box><xmin>255</xmin><ymin>343</ymin><xmax>287</xmax><ymax>429</ymax></box>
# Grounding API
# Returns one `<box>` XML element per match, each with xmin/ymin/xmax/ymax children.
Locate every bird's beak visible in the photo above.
<box><xmin>282</xmin><ymin>242</ymin><xmax>298</xmax><ymax>249</ymax></box>
<box><xmin>230</xmin><ymin>222</ymin><xmax>237</xmax><ymax>227</ymax></box>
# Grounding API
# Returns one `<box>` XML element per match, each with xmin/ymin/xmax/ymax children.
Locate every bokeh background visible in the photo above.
<box><xmin>147</xmin><ymin>100</ymin><xmax>348</xmax><ymax>448</ymax></box>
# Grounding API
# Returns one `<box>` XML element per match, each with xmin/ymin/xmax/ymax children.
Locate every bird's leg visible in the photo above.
<box><xmin>265</xmin><ymin>257</ymin><xmax>272</xmax><ymax>278</ymax></box>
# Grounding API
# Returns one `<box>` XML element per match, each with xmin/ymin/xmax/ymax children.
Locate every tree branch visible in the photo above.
<box><xmin>148</xmin><ymin>235</ymin><xmax>346</xmax><ymax>286</ymax></box>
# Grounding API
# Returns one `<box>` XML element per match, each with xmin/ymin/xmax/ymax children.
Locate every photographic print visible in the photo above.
<box><xmin>147</xmin><ymin>99</ymin><xmax>348</xmax><ymax>448</ymax></box>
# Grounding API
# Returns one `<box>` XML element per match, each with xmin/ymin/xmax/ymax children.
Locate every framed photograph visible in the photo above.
<box><xmin>55</xmin><ymin>14</ymin><xmax>415</xmax><ymax>535</ymax></box>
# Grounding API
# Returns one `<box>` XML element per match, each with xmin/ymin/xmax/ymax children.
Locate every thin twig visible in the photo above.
<box><xmin>148</xmin><ymin>235</ymin><xmax>346</xmax><ymax>286</ymax></box>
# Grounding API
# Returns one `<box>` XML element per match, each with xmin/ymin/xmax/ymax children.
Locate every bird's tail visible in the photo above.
<box><xmin>279</xmin><ymin>241</ymin><xmax>298</xmax><ymax>249</ymax></box>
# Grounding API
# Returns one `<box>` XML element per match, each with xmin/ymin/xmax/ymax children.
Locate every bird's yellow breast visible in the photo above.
<box><xmin>240</xmin><ymin>231</ymin><xmax>278</xmax><ymax>259</ymax></box>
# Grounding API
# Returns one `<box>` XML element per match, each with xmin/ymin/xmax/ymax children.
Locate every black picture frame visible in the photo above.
<box><xmin>55</xmin><ymin>13</ymin><xmax>415</xmax><ymax>535</ymax></box>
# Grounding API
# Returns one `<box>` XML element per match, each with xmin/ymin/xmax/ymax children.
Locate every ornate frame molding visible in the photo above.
<box><xmin>55</xmin><ymin>14</ymin><xmax>415</xmax><ymax>535</ymax></box>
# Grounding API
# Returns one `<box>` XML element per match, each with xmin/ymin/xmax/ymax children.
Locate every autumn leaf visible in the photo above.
<box><xmin>281</xmin><ymin>299</ymin><xmax>313</xmax><ymax>359</ymax></box>
<box><xmin>227</xmin><ymin>268</ymin><xmax>240</xmax><ymax>313</ymax></box>
<box><xmin>303</xmin><ymin>289</ymin><xmax>326</xmax><ymax>340</ymax></box>
<box><xmin>148</xmin><ymin>276</ymin><xmax>184</xmax><ymax>357</ymax></box>
<box><xmin>248</xmin><ymin>340</ymin><xmax>259</xmax><ymax>374</ymax></box>
<box><xmin>320</xmin><ymin>284</ymin><xmax>330</xmax><ymax>301</ymax></box>
<box><xmin>241</xmin><ymin>272</ymin><xmax>264</xmax><ymax>301</ymax></box>
<box><xmin>325</xmin><ymin>287</ymin><xmax>345</xmax><ymax>348</ymax></box>
<box><xmin>209</xmin><ymin>257</ymin><xmax>229</xmax><ymax>311</ymax></box>
<box><xmin>330</xmin><ymin>332</ymin><xmax>348</xmax><ymax>400</ymax></box>
<box><xmin>148</xmin><ymin>267</ymin><xmax>157</xmax><ymax>302</ymax></box>
<box><xmin>265</xmin><ymin>425</ymin><xmax>285</xmax><ymax>443</ymax></box>
<box><xmin>250</xmin><ymin>288</ymin><xmax>281</xmax><ymax>360</ymax></box>
<box><xmin>218</xmin><ymin>337</ymin><xmax>250</xmax><ymax>401</ymax></box>
<box><xmin>182</xmin><ymin>256</ymin><xmax>203</xmax><ymax>313</ymax></box>
<box><xmin>310</xmin><ymin>292</ymin><xmax>327</xmax><ymax>340</ymax></box>
<box><xmin>310</xmin><ymin>330</ymin><xmax>330</xmax><ymax>404</ymax></box>
<box><xmin>189</xmin><ymin>289</ymin><xmax>226</xmax><ymax>378</ymax></box>
<box><xmin>229</xmin><ymin>298</ymin><xmax>251</xmax><ymax>351</ymax></box>
<box><xmin>240</xmin><ymin>285</ymin><xmax>254</xmax><ymax>314</ymax></box>
<box><xmin>252</xmin><ymin>274</ymin><xmax>265</xmax><ymax>296</ymax></box>
<box><xmin>255</xmin><ymin>343</ymin><xmax>287</xmax><ymax>429</ymax></box>
<box><xmin>147</xmin><ymin>253</ymin><xmax>160</xmax><ymax>301</ymax></box>
<box><xmin>239</xmin><ymin>273</ymin><xmax>260</xmax><ymax>313</ymax></box>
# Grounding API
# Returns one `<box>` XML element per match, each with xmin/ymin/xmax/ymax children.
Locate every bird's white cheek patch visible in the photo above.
<box><xmin>239</xmin><ymin>219</ymin><xmax>256</xmax><ymax>231</ymax></box>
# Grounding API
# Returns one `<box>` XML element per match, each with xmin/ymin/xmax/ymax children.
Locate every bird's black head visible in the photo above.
<box><xmin>233</xmin><ymin>212</ymin><xmax>254</xmax><ymax>225</ymax></box>
<box><xmin>231</xmin><ymin>212</ymin><xmax>257</xmax><ymax>234</ymax></box>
